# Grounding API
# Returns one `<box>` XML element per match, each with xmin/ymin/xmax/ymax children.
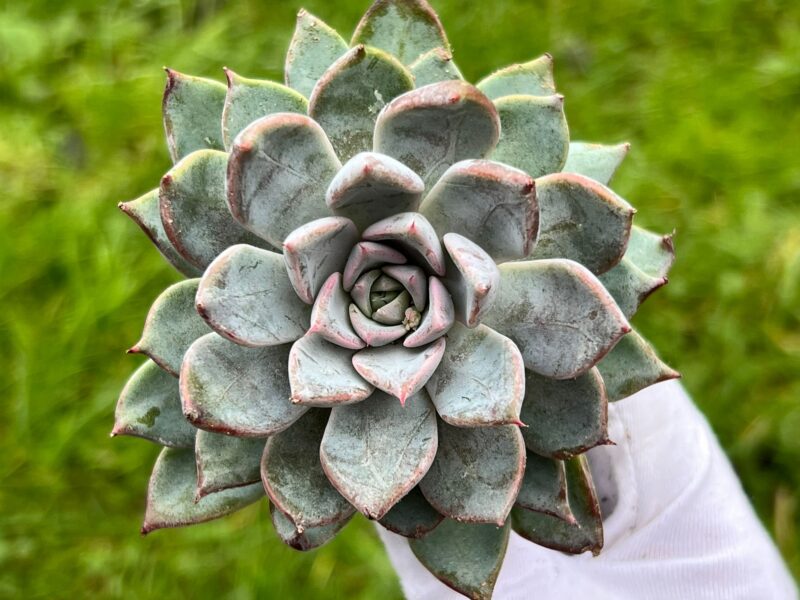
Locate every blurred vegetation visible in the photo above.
<box><xmin>1</xmin><ymin>0</ymin><xmax>798</xmax><ymax>597</ymax></box>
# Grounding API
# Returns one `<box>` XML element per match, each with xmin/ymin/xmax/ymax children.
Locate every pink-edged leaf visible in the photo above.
<box><xmin>271</xmin><ymin>503</ymin><xmax>352</xmax><ymax>551</ymax></box>
<box><xmin>309</xmin><ymin>273</ymin><xmax>365</xmax><ymax>350</ymax></box>
<box><xmin>194</xmin><ymin>430</ymin><xmax>266</xmax><ymax>500</ymax></box>
<box><xmin>348</xmin><ymin>303</ymin><xmax>408</xmax><ymax>347</ymax></box>
<box><xmin>441</xmin><ymin>233</ymin><xmax>499</xmax><ymax>327</ymax></box>
<box><xmin>350</xmin><ymin>269</ymin><xmax>382</xmax><ymax>317</ymax></box>
<box><xmin>382</xmin><ymin>265</ymin><xmax>427</xmax><ymax>310</ymax></box>
<box><xmin>343</xmin><ymin>242</ymin><xmax>407</xmax><ymax>291</ymax></box>
<box><xmin>362</xmin><ymin>212</ymin><xmax>446</xmax><ymax>275</ymax></box>
<box><xmin>403</xmin><ymin>276</ymin><xmax>454</xmax><ymax>348</ymax></box>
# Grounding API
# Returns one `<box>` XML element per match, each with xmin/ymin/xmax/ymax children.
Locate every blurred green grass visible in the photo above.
<box><xmin>1</xmin><ymin>0</ymin><xmax>798</xmax><ymax>597</ymax></box>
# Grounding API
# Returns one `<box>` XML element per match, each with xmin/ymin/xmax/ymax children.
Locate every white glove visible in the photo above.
<box><xmin>377</xmin><ymin>380</ymin><xmax>798</xmax><ymax>599</ymax></box>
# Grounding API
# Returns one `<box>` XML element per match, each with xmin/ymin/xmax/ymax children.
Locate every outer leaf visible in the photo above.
<box><xmin>221</xmin><ymin>69</ymin><xmax>308</xmax><ymax>149</ymax></box>
<box><xmin>362</xmin><ymin>212</ymin><xmax>446</xmax><ymax>275</ymax></box>
<box><xmin>562</xmin><ymin>141</ymin><xmax>630</xmax><ymax>186</ymax></box>
<box><xmin>320</xmin><ymin>390</ymin><xmax>437</xmax><ymax>519</ymax></box>
<box><xmin>491</xmin><ymin>94</ymin><xmax>569</xmax><ymax>179</ymax></box>
<box><xmin>599</xmin><ymin>257</ymin><xmax>667</xmax><ymax>319</ymax></box>
<box><xmin>483</xmin><ymin>259</ymin><xmax>630</xmax><ymax>379</ymax></box>
<box><xmin>142</xmin><ymin>447</ymin><xmax>263</xmax><ymax>534</ymax></box>
<box><xmin>409</xmin><ymin>519</ymin><xmax>510</xmax><ymax>600</ymax></box>
<box><xmin>343</xmin><ymin>242</ymin><xmax>407</xmax><ymax>291</ymax></box>
<box><xmin>420</xmin><ymin>421</ymin><xmax>525</xmax><ymax>525</ymax></box>
<box><xmin>426</xmin><ymin>323</ymin><xmax>524</xmax><ymax>426</ymax></box>
<box><xmin>441</xmin><ymin>233</ymin><xmax>500</xmax><ymax>327</ymax></box>
<box><xmin>227</xmin><ymin>113</ymin><xmax>341</xmax><ymax>247</ymax></box>
<box><xmin>378</xmin><ymin>486</ymin><xmax>443</xmax><ymax>538</ymax></box>
<box><xmin>421</xmin><ymin>159</ymin><xmax>538</xmax><ymax>262</ymax></box>
<box><xmin>130</xmin><ymin>279</ymin><xmax>209</xmax><ymax>376</ymax></box>
<box><xmin>162</xmin><ymin>69</ymin><xmax>226</xmax><ymax>163</ymax></box>
<box><xmin>118</xmin><ymin>189</ymin><xmax>202</xmax><ymax>277</ymax></box>
<box><xmin>288</xmin><ymin>333</ymin><xmax>374</xmax><ymax>406</ymax></box>
<box><xmin>403</xmin><ymin>276</ymin><xmax>454</xmax><ymax>347</ymax></box>
<box><xmin>308</xmin><ymin>45</ymin><xmax>414</xmax><ymax>160</ymax></box>
<box><xmin>261</xmin><ymin>409</ymin><xmax>355</xmax><ymax>529</ymax></box>
<box><xmin>409</xmin><ymin>47</ymin><xmax>463</xmax><ymax>87</ymax></box>
<box><xmin>625</xmin><ymin>225</ymin><xmax>675</xmax><ymax>279</ymax></box>
<box><xmin>180</xmin><ymin>333</ymin><xmax>307</xmax><ymax>436</ymax></box>
<box><xmin>512</xmin><ymin>455</ymin><xmax>603</xmax><ymax>555</ymax></box>
<box><xmin>160</xmin><ymin>150</ymin><xmax>262</xmax><ymax>270</ymax></box>
<box><xmin>351</xmin><ymin>0</ymin><xmax>450</xmax><ymax>65</ymax></box>
<box><xmin>516</xmin><ymin>451</ymin><xmax>574</xmax><ymax>522</ymax></box>
<box><xmin>308</xmin><ymin>273</ymin><xmax>366</xmax><ymax>350</ymax></box>
<box><xmin>374</xmin><ymin>80</ymin><xmax>501</xmax><ymax>186</ymax></box>
<box><xmin>112</xmin><ymin>360</ymin><xmax>196</xmax><ymax>448</ymax></box>
<box><xmin>270</xmin><ymin>503</ymin><xmax>351</xmax><ymax>551</ymax></box>
<box><xmin>196</xmin><ymin>245</ymin><xmax>310</xmax><ymax>347</ymax></box>
<box><xmin>521</xmin><ymin>368</ymin><xmax>609</xmax><ymax>459</ymax></box>
<box><xmin>476</xmin><ymin>55</ymin><xmax>556</xmax><ymax>99</ymax></box>
<box><xmin>531</xmin><ymin>172</ymin><xmax>635</xmax><ymax>274</ymax></box>
<box><xmin>349</xmin><ymin>303</ymin><xmax>408</xmax><ymax>347</ymax></box>
<box><xmin>195</xmin><ymin>430</ymin><xmax>265</xmax><ymax>499</ymax></box>
<box><xmin>285</xmin><ymin>9</ymin><xmax>349</xmax><ymax>98</ymax></box>
<box><xmin>596</xmin><ymin>329</ymin><xmax>680</xmax><ymax>402</ymax></box>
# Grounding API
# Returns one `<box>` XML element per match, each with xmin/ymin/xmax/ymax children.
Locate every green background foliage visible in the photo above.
<box><xmin>1</xmin><ymin>0</ymin><xmax>798</xmax><ymax>596</ymax></box>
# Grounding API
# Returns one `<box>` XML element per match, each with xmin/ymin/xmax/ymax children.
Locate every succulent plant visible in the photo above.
<box><xmin>113</xmin><ymin>1</ymin><xmax>679</xmax><ymax>597</ymax></box>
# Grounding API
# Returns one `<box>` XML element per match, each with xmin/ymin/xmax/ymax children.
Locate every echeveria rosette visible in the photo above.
<box><xmin>113</xmin><ymin>1</ymin><xmax>680</xmax><ymax>598</ymax></box>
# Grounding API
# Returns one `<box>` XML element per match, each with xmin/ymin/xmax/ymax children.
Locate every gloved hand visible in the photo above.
<box><xmin>377</xmin><ymin>380</ymin><xmax>798</xmax><ymax>599</ymax></box>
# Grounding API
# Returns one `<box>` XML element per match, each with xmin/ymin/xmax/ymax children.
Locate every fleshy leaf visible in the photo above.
<box><xmin>326</xmin><ymin>152</ymin><xmax>424</xmax><ymax>231</ymax></box>
<box><xmin>531</xmin><ymin>172</ymin><xmax>635</xmax><ymax>274</ymax></box>
<box><xmin>378</xmin><ymin>486</ymin><xmax>443</xmax><ymax>538</ymax></box>
<box><xmin>308</xmin><ymin>45</ymin><xmax>414</xmax><ymax>161</ymax></box>
<box><xmin>271</xmin><ymin>503</ymin><xmax>351</xmax><ymax>551</ymax></box>
<box><xmin>562</xmin><ymin>142</ymin><xmax>630</xmax><ymax>186</ymax></box>
<box><xmin>309</xmin><ymin>273</ymin><xmax>366</xmax><ymax>350</ymax></box>
<box><xmin>403</xmin><ymin>276</ymin><xmax>454</xmax><ymax>347</ymax></box>
<box><xmin>598</xmin><ymin>257</ymin><xmax>667</xmax><ymax>318</ymax></box>
<box><xmin>288</xmin><ymin>333</ymin><xmax>374</xmax><ymax>406</ymax></box>
<box><xmin>285</xmin><ymin>9</ymin><xmax>349</xmax><ymax>99</ymax></box>
<box><xmin>382</xmin><ymin>265</ymin><xmax>427</xmax><ymax>310</ymax></box>
<box><xmin>142</xmin><ymin>447</ymin><xmax>263</xmax><ymax>534</ymax></box>
<box><xmin>625</xmin><ymin>225</ymin><xmax>675</xmax><ymax>279</ymax></box>
<box><xmin>112</xmin><ymin>360</ymin><xmax>196</xmax><ymax>448</ymax></box>
<box><xmin>362</xmin><ymin>212</ymin><xmax>446</xmax><ymax>275</ymax></box>
<box><xmin>221</xmin><ymin>69</ymin><xmax>308</xmax><ymax>150</ymax></box>
<box><xmin>349</xmin><ymin>303</ymin><xmax>408</xmax><ymax>347</ymax></box>
<box><xmin>350</xmin><ymin>269</ymin><xmax>382</xmax><ymax>316</ymax></box>
<box><xmin>261</xmin><ymin>409</ymin><xmax>355</xmax><ymax>529</ymax></box>
<box><xmin>283</xmin><ymin>216</ymin><xmax>359</xmax><ymax>304</ymax></box>
<box><xmin>441</xmin><ymin>233</ymin><xmax>500</xmax><ymax>327</ymax></box>
<box><xmin>343</xmin><ymin>242</ymin><xmax>407</xmax><ymax>291</ymax></box>
<box><xmin>372</xmin><ymin>290</ymin><xmax>412</xmax><ymax>324</ymax></box>
<box><xmin>160</xmin><ymin>150</ymin><xmax>263</xmax><ymax>270</ymax></box>
<box><xmin>491</xmin><ymin>94</ymin><xmax>569</xmax><ymax>179</ymax></box>
<box><xmin>409</xmin><ymin>47</ymin><xmax>463</xmax><ymax>87</ymax></box>
<box><xmin>351</xmin><ymin>0</ymin><xmax>450</xmax><ymax>65</ymax></box>
<box><xmin>476</xmin><ymin>55</ymin><xmax>556</xmax><ymax>99</ymax></box>
<box><xmin>180</xmin><ymin>333</ymin><xmax>307</xmax><ymax>436</ymax></box>
<box><xmin>409</xmin><ymin>519</ymin><xmax>510</xmax><ymax>600</ymax></box>
<box><xmin>512</xmin><ymin>455</ymin><xmax>603</xmax><ymax>555</ymax></box>
<box><xmin>420</xmin><ymin>421</ymin><xmax>525</xmax><ymax>524</ymax></box>
<box><xmin>352</xmin><ymin>338</ymin><xmax>446</xmax><ymax>404</ymax></box>
<box><xmin>483</xmin><ymin>259</ymin><xmax>630</xmax><ymax>379</ymax></box>
<box><xmin>196</xmin><ymin>244</ymin><xmax>310</xmax><ymax>347</ymax></box>
<box><xmin>421</xmin><ymin>159</ymin><xmax>538</xmax><ymax>262</ymax></box>
<box><xmin>516</xmin><ymin>452</ymin><xmax>574</xmax><ymax>522</ymax></box>
<box><xmin>521</xmin><ymin>368</ymin><xmax>609</xmax><ymax>459</ymax></box>
<box><xmin>118</xmin><ymin>189</ymin><xmax>202</xmax><ymax>277</ymax></box>
<box><xmin>320</xmin><ymin>390</ymin><xmax>437</xmax><ymax>519</ymax></box>
<box><xmin>596</xmin><ymin>329</ymin><xmax>680</xmax><ymax>402</ymax></box>
<box><xmin>374</xmin><ymin>80</ymin><xmax>501</xmax><ymax>186</ymax></box>
<box><xmin>130</xmin><ymin>279</ymin><xmax>209</xmax><ymax>376</ymax></box>
<box><xmin>426</xmin><ymin>323</ymin><xmax>524</xmax><ymax>426</ymax></box>
<box><xmin>195</xmin><ymin>430</ymin><xmax>265</xmax><ymax>499</ymax></box>
<box><xmin>162</xmin><ymin>69</ymin><xmax>226</xmax><ymax>163</ymax></box>
<box><xmin>227</xmin><ymin>113</ymin><xmax>341</xmax><ymax>247</ymax></box>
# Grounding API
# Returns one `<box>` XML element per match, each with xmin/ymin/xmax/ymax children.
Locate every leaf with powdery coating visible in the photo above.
<box><xmin>562</xmin><ymin>142</ymin><xmax>630</xmax><ymax>186</ymax></box>
<box><xmin>382</xmin><ymin>265</ymin><xmax>427</xmax><ymax>310</ymax></box>
<box><xmin>320</xmin><ymin>390</ymin><xmax>437</xmax><ymax>519</ymax></box>
<box><xmin>262</xmin><ymin>409</ymin><xmax>355</xmax><ymax>530</ymax></box>
<box><xmin>284</xmin><ymin>9</ymin><xmax>349</xmax><ymax>99</ymax></box>
<box><xmin>112</xmin><ymin>360</ymin><xmax>196</xmax><ymax>448</ymax></box>
<box><xmin>597</xmin><ymin>329</ymin><xmax>680</xmax><ymax>402</ymax></box>
<box><xmin>180</xmin><ymin>333</ymin><xmax>307</xmax><ymax>437</ymax></box>
<box><xmin>476</xmin><ymin>54</ymin><xmax>556</xmax><ymax>99</ymax></box>
<box><xmin>195</xmin><ymin>430</ymin><xmax>265</xmax><ymax>499</ymax></box>
<box><xmin>404</xmin><ymin>276</ymin><xmax>454</xmax><ymax>348</ymax></box>
<box><xmin>599</xmin><ymin>257</ymin><xmax>667</xmax><ymax>319</ymax></box>
<box><xmin>512</xmin><ymin>455</ymin><xmax>603</xmax><ymax>555</ymax></box>
<box><xmin>410</xmin><ymin>47</ymin><xmax>463</xmax><ymax>87</ymax></box>
<box><xmin>420</xmin><ymin>421</ymin><xmax>525</xmax><ymax>525</ymax></box>
<box><xmin>362</xmin><ymin>212</ymin><xmax>446</xmax><ymax>275</ymax></box>
<box><xmin>309</xmin><ymin>273</ymin><xmax>365</xmax><ymax>350</ymax></box>
<box><xmin>343</xmin><ymin>242</ymin><xmax>407</xmax><ymax>291</ymax></box>
<box><xmin>491</xmin><ymin>94</ymin><xmax>570</xmax><ymax>179</ymax></box>
<box><xmin>118</xmin><ymin>189</ymin><xmax>202</xmax><ymax>277</ymax></box>
<box><xmin>625</xmin><ymin>225</ymin><xmax>675</xmax><ymax>279</ymax></box>
<box><xmin>142</xmin><ymin>447</ymin><xmax>263</xmax><ymax>534</ymax></box>
<box><xmin>271</xmin><ymin>503</ymin><xmax>351</xmax><ymax>551</ymax></box>
<box><xmin>221</xmin><ymin>69</ymin><xmax>308</xmax><ymax>150</ymax></box>
<box><xmin>351</xmin><ymin>0</ymin><xmax>450</xmax><ymax>65</ymax></box>
<box><xmin>516</xmin><ymin>452</ymin><xmax>574</xmax><ymax>523</ymax></box>
<box><xmin>227</xmin><ymin>113</ymin><xmax>341</xmax><ymax>247</ymax></box>
<box><xmin>130</xmin><ymin>279</ymin><xmax>209</xmax><ymax>376</ymax></box>
<box><xmin>521</xmin><ymin>368</ymin><xmax>609</xmax><ymax>459</ymax></box>
<box><xmin>483</xmin><ymin>259</ymin><xmax>630</xmax><ymax>379</ymax></box>
<box><xmin>441</xmin><ymin>233</ymin><xmax>500</xmax><ymax>327</ymax></box>
<box><xmin>196</xmin><ymin>245</ymin><xmax>310</xmax><ymax>347</ymax></box>
<box><xmin>374</xmin><ymin>80</ymin><xmax>501</xmax><ymax>186</ymax></box>
<box><xmin>309</xmin><ymin>45</ymin><xmax>414</xmax><ymax>161</ymax></box>
<box><xmin>349</xmin><ymin>303</ymin><xmax>408</xmax><ymax>347</ymax></box>
<box><xmin>162</xmin><ymin>69</ymin><xmax>226</xmax><ymax>163</ymax></box>
<box><xmin>379</xmin><ymin>486</ymin><xmax>443</xmax><ymax>538</ymax></box>
<box><xmin>409</xmin><ymin>519</ymin><xmax>510</xmax><ymax>600</ymax></box>
<box><xmin>426</xmin><ymin>323</ymin><xmax>524</xmax><ymax>427</ymax></box>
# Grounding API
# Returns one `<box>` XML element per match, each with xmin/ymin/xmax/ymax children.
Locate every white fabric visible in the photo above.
<box><xmin>378</xmin><ymin>380</ymin><xmax>798</xmax><ymax>599</ymax></box>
